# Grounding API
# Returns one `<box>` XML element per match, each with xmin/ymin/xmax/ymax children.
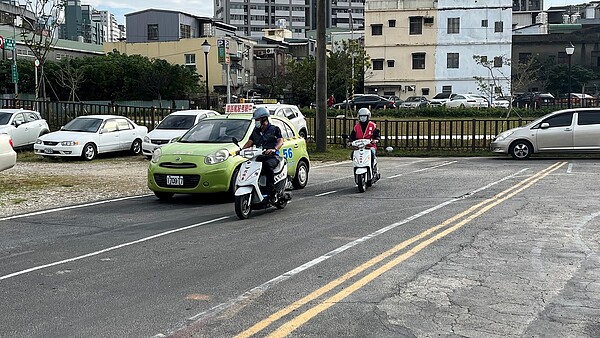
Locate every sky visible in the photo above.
<box><xmin>87</xmin><ymin>0</ymin><xmax>584</xmax><ymax>26</ymax></box>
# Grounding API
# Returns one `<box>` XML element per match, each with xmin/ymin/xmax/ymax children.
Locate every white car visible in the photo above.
<box><xmin>142</xmin><ymin>110</ymin><xmax>220</xmax><ymax>158</ymax></box>
<box><xmin>444</xmin><ymin>94</ymin><xmax>488</xmax><ymax>108</ymax></box>
<box><xmin>491</xmin><ymin>97</ymin><xmax>511</xmax><ymax>109</ymax></box>
<box><xmin>0</xmin><ymin>109</ymin><xmax>50</xmax><ymax>148</ymax></box>
<box><xmin>429</xmin><ymin>93</ymin><xmax>456</xmax><ymax>106</ymax></box>
<box><xmin>34</xmin><ymin>115</ymin><xmax>148</xmax><ymax>161</ymax></box>
<box><xmin>253</xmin><ymin>104</ymin><xmax>308</xmax><ymax>138</ymax></box>
<box><xmin>0</xmin><ymin>133</ymin><xmax>16</xmax><ymax>171</ymax></box>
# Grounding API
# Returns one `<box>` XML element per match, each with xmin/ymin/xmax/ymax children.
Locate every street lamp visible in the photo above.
<box><xmin>565</xmin><ymin>42</ymin><xmax>575</xmax><ymax>109</ymax></box>
<box><xmin>202</xmin><ymin>39</ymin><xmax>211</xmax><ymax>109</ymax></box>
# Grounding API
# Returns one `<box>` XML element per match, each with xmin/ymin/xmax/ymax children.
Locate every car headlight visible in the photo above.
<box><xmin>60</xmin><ymin>141</ymin><xmax>79</xmax><ymax>146</ymax></box>
<box><xmin>35</xmin><ymin>139</ymin><xmax>42</xmax><ymax>144</ymax></box>
<box><xmin>205</xmin><ymin>149</ymin><xmax>230</xmax><ymax>165</ymax></box>
<box><xmin>143</xmin><ymin>136</ymin><xmax>150</xmax><ymax>143</ymax></box>
<box><xmin>151</xmin><ymin>148</ymin><xmax>162</xmax><ymax>163</ymax></box>
<box><xmin>494</xmin><ymin>130</ymin><xmax>514</xmax><ymax>142</ymax></box>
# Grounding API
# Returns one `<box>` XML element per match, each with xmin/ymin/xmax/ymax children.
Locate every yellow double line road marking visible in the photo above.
<box><xmin>236</xmin><ymin>162</ymin><xmax>566</xmax><ymax>338</ymax></box>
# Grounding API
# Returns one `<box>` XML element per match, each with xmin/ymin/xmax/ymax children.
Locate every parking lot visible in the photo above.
<box><xmin>1</xmin><ymin>155</ymin><xmax>600</xmax><ymax>337</ymax></box>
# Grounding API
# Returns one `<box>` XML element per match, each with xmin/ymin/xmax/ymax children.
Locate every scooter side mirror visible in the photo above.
<box><xmin>232</xmin><ymin>137</ymin><xmax>239</xmax><ymax>146</ymax></box>
<box><xmin>341</xmin><ymin>133</ymin><xmax>348</xmax><ymax>140</ymax></box>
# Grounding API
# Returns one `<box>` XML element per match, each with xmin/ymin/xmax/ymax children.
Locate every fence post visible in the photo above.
<box><xmin>427</xmin><ymin>119</ymin><xmax>432</xmax><ymax>151</ymax></box>
<box><xmin>471</xmin><ymin>119</ymin><xmax>476</xmax><ymax>151</ymax></box>
<box><xmin>384</xmin><ymin>119</ymin><xmax>389</xmax><ymax>149</ymax></box>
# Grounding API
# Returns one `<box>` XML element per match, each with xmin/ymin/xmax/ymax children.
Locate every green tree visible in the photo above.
<box><xmin>286</xmin><ymin>57</ymin><xmax>316</xmax><ymax>106</ymax></box>
<box><xmin>545</xmin><ymin>64</ymin><xmax>597</xmax><ymax>95</ymax></box>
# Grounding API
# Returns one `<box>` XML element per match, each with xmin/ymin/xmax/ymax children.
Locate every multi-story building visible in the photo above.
<box><xmin>364</xmin><ymin>0</ymin><xmax>512</xmax><ymax>99</ymax></box>
<box><xmin>59</xmin><ymin>0</ymin><xmax>105</xmax><ymax>44</ymax></box>
<box><xmin>513</xmin><ymin>0</ymin><xmax>544</xmax><ymax>28</ymax></box>
<box><xmin>214</xmin><ymin>0</ymin><xmax>365</xmax><ymax>38</ymax></box>
<box><xmin>108</xmin><ymin>9</ymin><xmax>257</xmax><ymax>98</ymax></box>
<box><xmin>92</xmin><ymin>10</ymin><xmax>124</xmax><ymax>42</ymax></box>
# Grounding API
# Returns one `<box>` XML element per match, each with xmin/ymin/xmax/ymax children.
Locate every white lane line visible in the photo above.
<box><xmin>177</xmin><ymin>168</ymin><xmax>529</xmax><ymax>332</ymax></box>
<box><xmin>312</xmin><ymin>161</ymin><xmax>352</xmax><ymax>169</ymax></box>
<box><xmin>0</xmin><ymin>194</ymin><xmax>153</xmax><ymax>223</ymax></box>
<box><xmin>386</xmin><ymin>161</ymin><xmax>457</xmax><ymax>179</ymax></box>
<box><xmin>567</xmin><ymin>163</ymin><xmax>573</xmax><ymax>173</ymax></box>
<box><xmin>0</xmin><ymin>216</ymin><xmax>229</xmax><ymax>281</ymax></box>
<box><xmin>313</xmin><ymin>159</ymin><xmax>430</xmax><ymax>186</ymax></box>
<box><xmin>315</xmin><ymin>190</ymin><xmax>337</xmax><ymax>197</ymax></box>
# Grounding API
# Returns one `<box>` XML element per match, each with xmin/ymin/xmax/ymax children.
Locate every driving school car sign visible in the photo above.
<box><xmin>225</xmin><ymin>103</ymin><xmax>253</xmax><ymax>113</ymax></box>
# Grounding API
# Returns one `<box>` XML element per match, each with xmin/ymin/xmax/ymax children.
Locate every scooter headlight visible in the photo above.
<box><xmin>205</xmin><ymin>149</ymin><xmax>230</xmax><ymax>164</ymax></box>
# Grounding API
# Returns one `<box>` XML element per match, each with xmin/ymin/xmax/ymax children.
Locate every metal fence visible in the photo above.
<box><xmin>2</xmin><ymin>99</ymin><xmax>176</xmax><ymax>131</ymax></box>
<box><xmin>307</xmin><ymin>117</ymin><xmax>534</xmax><ymax>151</ymax></box>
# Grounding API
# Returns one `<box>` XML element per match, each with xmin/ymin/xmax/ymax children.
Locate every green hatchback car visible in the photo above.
<box><xmin>147</xmin><ymin>113</ymin><xmax>310</xmax><ymax>200</ymax></box>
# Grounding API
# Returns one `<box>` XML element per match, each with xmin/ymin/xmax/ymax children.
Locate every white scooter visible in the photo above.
<box><xmin>232</xmin><ymin>139</ymin><xmax>291</xmax><ymax>219</ymax></box>
<box><xmin>351</xmin><ymin>138</ymin><xmax>380</xmax><ymax>193</ymax></box>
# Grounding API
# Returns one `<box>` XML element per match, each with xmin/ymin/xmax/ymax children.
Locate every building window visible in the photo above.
<box><xmin>518</xmin><ymin>52</ymin><xmax>532</xmax><ymax>64</ymax></box>
<box><xmin>495</xmin><ymin>21</ymin><xmax>503</xmax><ymax>32</ymax></box>
<box><xmin>480</xmin><ymin>55</ymin><xmax>488</xmax><ymax>63</ymax></box>
<box><xmin>424</xmin><ymin>16</ymin><xmax>434</xmax><ymax>25</ymax></box>
<box><xmin>371</xmin><ymin>24</ymin><xmax>382</xmax><ymax>36</ymax></box>
<box><xmin>180</xmin><ymin>24</ymin><xmax>191</xmax><ymax>39</ymax></box>
<box><xmin>557</xmin><ymin>52</ymin><xmax>567</xmax><ymax>64</ymax></box>
<box><xmin>148</xmin><ymin>24</ymin><xmax>159</xmax><ymax>40</ymax></box>
<box><xmin>481</xmin><ymin>19</ymin><xmax>488</xmax><ymax>27</ymax></box>
<box><xmin>412</xmin><ymin>53</ymin><xmax>425</xmax><ymax>69</ymax></box>
<box><xmin>387</xmin><ymin>60</ymin><xmax>395</xmax><ymax>67</ymax></box>
<box><xmin>421</xmin><ymin>88</ymin><xmax>430</xmax><ymax>96</ymax></box>
<box><xmin>185</xmin><ymin>54</ymin><xmax>196</xmax><ymax>65</ymax></box>
<box><xmin>442</xmin><ymin>85</ymin><xmax>452</xmax><ymax>93</ymax></box>
<box><xmin>389</xmin><ymin>19</ymin><xmax>396</xmax><ymax>27</ymax></box>
<box><xmin>409</xmin><ymin>16</ymin><xmax>422</xmax><ymax>35</ymax></box>
<box><xmin>494</xmin><ymin>56</ymin><xmax>503</xmax><ymax>67</ymax></box>
<box><xmin>447</xmin><ymin>18</ymin><xmax>460</xmax><ymax>34</ymax></box>
<box><xmin>447</xmin><ymin>53</ymin><xmax>459</xmax><ymax>68</ymax></box>
<box><xmin>373</xmin><ymin>59</ymin><xmax>384</xmax><ymax>70</ymax></box>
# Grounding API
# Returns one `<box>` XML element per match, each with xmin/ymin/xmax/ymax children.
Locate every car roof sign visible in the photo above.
<box><xmin>225</xmin><ymin>103</ymin><xmax>254</xmax><ymax>114</ymax></box>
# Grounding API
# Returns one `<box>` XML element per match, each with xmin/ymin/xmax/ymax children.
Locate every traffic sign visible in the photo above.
<box><xmin>5</xmin><ymin>38</ymin><xmax>14</xmax><ymax>51</ymax></box>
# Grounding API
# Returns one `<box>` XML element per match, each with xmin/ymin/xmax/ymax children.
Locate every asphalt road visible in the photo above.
<box><xmin>1</xmin><ymin>157</ymin><xmax>600</xmax><ymax>338</ymax></box>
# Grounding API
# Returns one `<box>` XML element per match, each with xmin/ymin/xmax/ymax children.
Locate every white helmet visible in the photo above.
<box><xmin>358</xmin><ymin>108</ymin><xmax>371</xmax><ymax>121</ymax></box>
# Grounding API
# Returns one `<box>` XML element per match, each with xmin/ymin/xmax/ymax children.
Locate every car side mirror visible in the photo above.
<box><xmin>341</xmin><ymin>133</ymin><xmax>349</xmax><ymax>140</ymax></box>
<box><xmin>540</xmin><ymin>122</ymin><xmax>550</xmax><ymax>129</ymax></box>
<box><xmin>100</xmin><ymin>128</ymin><xmax>109</xmax><ymax>134</ymax></box>
<box><xmin>13</xmin><ymin>121</ymin><xmax>21</xmax><ymax>127</ymax></box>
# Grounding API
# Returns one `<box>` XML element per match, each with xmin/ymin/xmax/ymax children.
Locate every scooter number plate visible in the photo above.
<box><xmin>166</xmin><ymin>175</ymin><xmax>184</xmax><ymax>186</ymax></box>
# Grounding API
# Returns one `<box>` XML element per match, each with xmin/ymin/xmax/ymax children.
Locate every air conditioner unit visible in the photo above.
<box><xmin>266</xmin><ymin>48</ymin><xmax>275</xmax><ymax>54</ymax></box>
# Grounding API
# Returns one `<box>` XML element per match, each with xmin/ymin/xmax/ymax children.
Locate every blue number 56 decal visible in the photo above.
<box><xmin>282</xmin><ymin>148</ymin><xmax>293</xmax><ymax>159</ymax></box>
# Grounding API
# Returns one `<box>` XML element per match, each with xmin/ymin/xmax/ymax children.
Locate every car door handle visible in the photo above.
<box><xmin>565</xmin><ymin>128</ymin><xmax>572</xmax><ymax>131</ymax></box>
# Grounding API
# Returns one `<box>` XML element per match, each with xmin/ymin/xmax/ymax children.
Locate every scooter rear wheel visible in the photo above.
<box><xmin>235</xmin><ymin>194</ymin><xmax>252</xmax><ymax>219</ymax></box>
<box><xmin>357</xmin><ymin>173</ymin><xmax>367</xmax><ymax>193</ymax></box>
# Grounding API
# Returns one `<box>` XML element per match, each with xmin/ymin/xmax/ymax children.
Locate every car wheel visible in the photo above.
<box><xmin>227</xmin><ymin>166</ymin><xmax>240</xmax><ymax>199</ymax></box>
<box><xmin>130</xmin><ymin>139</ymin><xmax>142</xmax><ymax>155</ymax></box>
<box><xmin>510</xmin><ymin>140</ymin><xmax>533</xmax><ymax>160</ymax></box>
<box><xmin>154</xmin><ymin>191</ymin><xmax>174</xmax><ymax>200</ymax></box>
<box><xmin>81</xmin><ymin>143</ymin><xmax>97</xmax><ymax>161</ymax></box>
<box><xmin>299</xmin><ymin>129</ymin><xmax>307</xmax><ymax>139</ymax></box>
<box><xmin>292</xmin><ymin>160</ymin><xmax>308</xmax><ymax>189</ymax></box>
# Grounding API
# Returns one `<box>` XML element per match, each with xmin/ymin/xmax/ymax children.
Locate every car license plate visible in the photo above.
<box><xmin>44</xmin><ymin>148</ymin><xmax>53</xmax><ymax>154</ymax></box>
<box><xmin>166</xmin><ymin>175</ymin><xmax>184</xmax><ymax>186</ymax></box>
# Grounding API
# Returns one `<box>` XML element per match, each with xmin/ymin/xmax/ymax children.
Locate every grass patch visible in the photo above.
<box><xmin>15</xmin><ymin>150</ymin><xmax>148</xmax><ymax>163</ymax></box>
<box><xmin>0</xmin><ymin>175</ymin><xmax>89</xmax><ymax>194</ymax></box>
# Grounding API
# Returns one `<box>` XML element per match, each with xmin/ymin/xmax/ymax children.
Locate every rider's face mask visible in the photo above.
<box><xmin>255</xmin><ymin>119</ymin><xmax>262</xmax><ymax>129</ymax></box>
<box><xmin>359</xmin><ymin>116</ymin><xmax>368</xmax><ymax>123</ymax></box>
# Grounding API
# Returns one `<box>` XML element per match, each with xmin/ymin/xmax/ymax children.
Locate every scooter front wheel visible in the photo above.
<box><xmin>235</xmin><ymin>193</ymin><xmax>252</xmax><ymax>219</ymax></box>
<box><xmin>357</xmin><ymin>173</ymin><xmax>367</xmax><ymax>193</ymax></box>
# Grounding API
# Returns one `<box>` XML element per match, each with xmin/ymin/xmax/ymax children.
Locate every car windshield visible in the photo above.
<box><xmin>433</xmin><ymin>93</ymin><xmax>450</xmax><ymax>99</ymax></box>
<box><xmin>0</xmin><ymin>112</ymin><xmax>12</xmax><ymax>125</ymax></box>
<box><xmin>179</xmin><ymin>119</ymin><xmax>250</xmax><ymax>143</ymax></box>
<box><xmin>62</xmin><ymin>118</ymin><xmax>103</xmax><ymax>133</ymax></box>
<box><xmin>406</xmin><ymin>97</ymin><xmax>420</xmax><ymax>102</ymax></box>
<box><xmin>156</xmin><ymin>115</ymin><xmax>196</xmax><ymax>130</ymax></box>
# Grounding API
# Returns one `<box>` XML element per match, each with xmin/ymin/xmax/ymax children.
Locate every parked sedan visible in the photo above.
<box><xmin>142</xmin><ymin>110</ymin><xmax>220</xmax><ymax>158</ymax></box>
<box><xmin>34</xmin><ymin>115</ymin><xmax>148</xmax><ymax>160</ymax></box>
<box><xmin>0</xmin><ymin>133</ymin><xmax>16</xmax><ymax>171</ymax></box>
<box><xmin>401</xmin><ymin>96</ymin><xmax>430</xmax><ymax>109</ymax></box>
<box><xmin>444</xmin><ymin>94</ymin><xmax>487</xmax><ymax>108</ymax></box>
<box><xmin>0</xmin><ymin>109</ymin><xmax>50</xmax><ymax>149</ymax></box>
<box><xmin>333</xmin><ymin>94</ymin><xmax>396</xmax><ymax>110</ymax></box>
<box><xmin>491</xmin><ymin>108</ymin><xmax>600</xmax><ymax>159</ymax></box>
<box><xmin>429</xmin><ymin>93</ymin><xmax>456</xmax><ymax>106</ymax></box>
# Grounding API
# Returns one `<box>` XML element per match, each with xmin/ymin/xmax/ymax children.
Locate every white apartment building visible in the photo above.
<box><xmin>92</xmin><ymin>9</ymin><xmax>125</xmax><ymax>42</ymax></box>
<box><xmin>364</xmin><ymin>0</ymin><xmax>512</xmax><ymax>99</ymax></box>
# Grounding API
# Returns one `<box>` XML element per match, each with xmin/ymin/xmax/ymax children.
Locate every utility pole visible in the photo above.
<box><xmin>315</xmin><ymin>0</ymin><xmax>327</xmax><ymax>151</ymax></box>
